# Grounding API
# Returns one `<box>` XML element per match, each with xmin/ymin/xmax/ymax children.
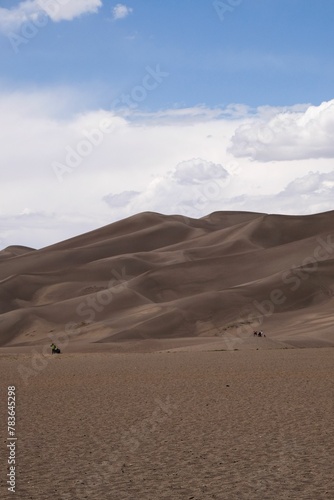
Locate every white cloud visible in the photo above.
<box><xmin>104</xmin><ymin>159</ymin><xmax>230</xmax><ymax>218</ymax></box>
<box><xmin>103</xmin><ymin>163</ymin><xmax>334</xmax><ymax>222</ymax></box>
<box><xmin>0</xmin><ymin>1</ymin><xmax>38</xmax><ymax>33</ymax></box>
<box><xmin>229</xmin><ymin>100</ymin><xmax>334</xmax><ymax>162</ymax></box>
<box><xmin>1</xmin><ymin>88</ymin><xmax>334</xmax><ymax>249</ymax></box>
<box><xmin>112</xmin><ymin>3</ymin><xmax>133</xmax><ymax>20</ymax></box>
<box><xmin>0</xmin><ymin>0</ymin><xmax>102</xmax><ymax>33</ymax></box>
<box><xmin>41</xmin><ymin>0</ymin><xmax>102</xmax><ymax>22</ymax></box>
<box><xmin>172</xmin><ymin>158</ymin><xmax>228</xmax><ymax>185</ymax></box>
<box><xmin>0</xmin><ymin>211</ymin><xmax>99</xmax><ymax>250</ymax></box>
<box><xmin>227</xmin><ymin>170</ymin><xmax>334</xmax><ymax>216</ymax></box>
<box><xmin>104</xmin><ymin>190</ymin><xmax>140</xmax><ymax>207</ymax></box>
<box><xmin>121</xmin><ymin>104</ymin><xmax>252</xmax><ymax>124</ymax></box>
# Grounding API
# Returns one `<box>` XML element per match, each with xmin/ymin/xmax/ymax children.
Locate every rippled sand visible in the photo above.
<box><xmin>1</xmin><ymin>347</ymin><xmax>333</xmax><ymax>499</ymax></box>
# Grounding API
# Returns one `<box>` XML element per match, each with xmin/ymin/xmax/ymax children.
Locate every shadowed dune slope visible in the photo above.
<box><xmin>0</xmin><ymin>245</ymin><xmax>35</xmax><ymax>262</ymax></box>
<box><xmin>1</xmin><ymin>210</ymin><xmax>334</xmax><ymax>348</ymax></box>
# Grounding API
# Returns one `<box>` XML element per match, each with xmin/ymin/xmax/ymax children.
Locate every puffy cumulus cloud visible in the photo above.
<box><xmin>41</xmin><ymin>0</ymin><xmax>102</xmax><ymax>22</ymax></box>
<box><xmin>0</xmin><ymin>0</ymin><xmax>102</xmax><ymax>33</ymax></box>
<box><xmin>281</xmin><ymin>171</ymin><xmax>334</xmax><ymax>208</ymax></box>
<box><xmin>107</xmin><ymin>166</ymin><xmax>334</xmax><ymax>223</ymax></box>
<box><xmin>0</xmin><ymin>1</ymin><xmax>39</xmax><ymax>33</ymax></box>
<box><xmin>230</xmin><ymin>100</ymin><xmax>334</xmax><ymax>162</ymax></box>
<box><xmin>283</xmin><ymin>171</ymin><xmax>325</xmax><ymax>195</ymax></box>
<box><xmin>112</xmin><ymin>3</ymin><xmax>133</xmax><ymax>20</ymax></box>
<box><xmin>103</xmin><ymin>159</ymin><xmax>231</xmax><ymax>219</ymax></box>
<box><xmin>172</xmin><ymin>158</ymin><xmax>228</xmax><ymax>185</ymax></box>
<box><xmin>227</xmin><ymin>170</ymin><xmax>334</xmax><ymax>215</ymax></box>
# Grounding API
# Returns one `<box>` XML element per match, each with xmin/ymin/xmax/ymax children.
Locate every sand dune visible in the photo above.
<box><xmin>1</xmin><ymin>210</ymin><xmax>334</xmax><ymax>350</ymax></box>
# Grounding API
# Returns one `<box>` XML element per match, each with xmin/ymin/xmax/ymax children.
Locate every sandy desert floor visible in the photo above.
<box><xmin>0</xmin><ymin>345</ymin><xmax>333</xmax><ymax>500</ymax></box>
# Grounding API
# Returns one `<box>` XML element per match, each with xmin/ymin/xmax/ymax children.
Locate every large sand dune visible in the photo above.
<box><xmin>1</xmin><ymin>210</ymin><xmax>334</xmax><ymax>349</ymax></box>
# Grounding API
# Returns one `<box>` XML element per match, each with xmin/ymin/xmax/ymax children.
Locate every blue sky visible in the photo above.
<box><xmin>1</xmin><ymin>0</ymin><xmax>334</xmax><ymax>108</ymax></box>
<box><xmin>1</xmin><ymin>0</ymin><xmax>334</xmax><ymax>248</ymax></box>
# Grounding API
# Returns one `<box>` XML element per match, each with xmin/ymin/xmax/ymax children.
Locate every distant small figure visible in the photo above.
<box><xmin>253</xmin><ymin>330</ymin><xmax>267</xmax><ymax>338</ymax></box>
<box><xmin>50</xmin><ymin>343</ymin><xmax>61</xmax><ymax>354</ymax></box>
